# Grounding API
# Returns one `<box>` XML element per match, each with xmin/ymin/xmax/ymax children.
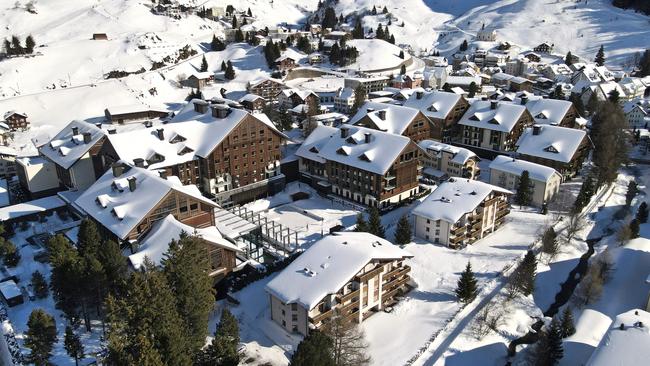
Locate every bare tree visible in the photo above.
<box><xmin>616</xmin><ymin>224</ymin><xmax>632</xmax><ymax>246</ymax></box>
<box><xmin>594</xmin><ymin>249</ymin><xmax>615</xmax><ymax>283</ymax></box>
<box><xmin>574</xmin><ymin>265</ymin><xmax>603</xmax><ymax>307</ymax></box>
<box><xmin>564</xmin><ymin>211</ymin><xmax>586</xmax><ymax>243</ymax></box>
<box><xmin>322</xmin><ymin>314</ymin><xmax>371</xmax><ymax>366</ymax></box>
<box><xmin>471</xmin><ymin>301</ymin><xmax>503</xmax><ymax>339</ymax></box>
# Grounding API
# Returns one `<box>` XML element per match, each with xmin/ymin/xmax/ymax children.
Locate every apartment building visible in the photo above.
<box><xmin>412</xmin><ymin>179</ymin><xmax>511</xmax><ymax>247</ymax></box>
<box><xmin>265</xmin><ymin>232</ymin><xmax>413</xmax><ymax>335</ymax></box>
<box><xmin>418</xmin><ymin>140</ymin><xmax>480</xmax><ymax>182</ymax></box>
<box><xmin>296</xmin><ymin>124</ymin><xmax>422</xmax><ymax>208</ymax></box>
<box><xmin>489</xmin><ymin>155</ymin><xmax>562</xmax><ymax>206</ymax></box>
<box><xmin>403</xmin><ymin>90</ymin><xmax>470</xmax><ymax>142</ymax></box>
<box><xmin>350</xmin><ymin>102</ymin><xmax>433</xmax><ymax>142</ymax></box>
<box><xmin>344</xmin><ymin>76</ymin><xmax>389</xmax><ymax>95</ymax></box>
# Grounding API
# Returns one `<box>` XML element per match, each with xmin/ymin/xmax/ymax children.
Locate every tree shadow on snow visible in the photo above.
<box><xmin>444</xmin><ymin>342</ymin><xmax>508</xmax><ymax>366</ymax></box>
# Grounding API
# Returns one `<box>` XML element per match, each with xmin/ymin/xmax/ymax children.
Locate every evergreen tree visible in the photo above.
<box><xmin>371</xmin><ymin>5</ymin><xmax>377</xmax><ymax>15</ymax></box>
<box><xmin>375</xmin><ymin>24</ymin><xmax>384</xmax><ymax>40</ymax></box>
<box><xmin>636</xmin><ymin>202</ymin><xmax>648</xmax><ymax>223</ymax></box>
<box><xmin>389</xmin><ymin>34</ymin><xmax>395</xmax><ymax>44</ymax></box>
<box><xmin>11</xmin><ymin>35</ymin><xmax>22</xmax><ymax>55</ymax></box>
<box><xmin>638</xmin><ymin>49</ymin><xmax>650</xmax><ymax>77</ymax></box>
<box><xmin>31</xmin><ymin>271</ymin><xmax>49</xmax><ymax>299</ymax></box>
<box><xmin>234</xmin><ymin>29</ymin><xmax>244</xmax><ymax>42</ymax></box>
<box><xmin>394</xmin><ymin>215</ymin><xmax>412</xmax><ymax>245</ymax></box>
<box><xmin>398</xmin><ymin>50</ymin><xmax>404</xmax><ymax>59</ymax></box>
<box><xmin>64</xmin><ymin>326</ymin><xmax>84</xmax><ymax>366</ymax></box>
<box><xmin>455</xmin><ymin>262</ymin><xmax>478</xmax><ymax>303</ymax></box>
<box><xmin>515</xmin><ymin>170</ymin><xmax>533</xmax><ymax>206</ymax></box>
<box><xmin>25</xmin><ymin>309</ymin><xmax>57</xmax><ymax>366</ymax></box>
<box><xmin>367</xmin><ymin>208</ymin><xmax>385</xmax><ymax>238</ymax></box>
<box><xmin>290</xmin><ymin>330</ymin><xmax>335</xmax><ymax>366</ymax></box>
<box><xmin>594</xmin><ymin>45</ymin><xmax>605</xmax><ymax>66</ymax></box>
<box><xmin>537</xmin><ymin>318</ymin><xmax>564</xmax><ymax>366</ymax></box>
<box><xmin>231</xmin><ymin>15</ymin><xmax>238</xmax><ymax>29</ymax></box>
<box><xmin>518</xmin><ymin>250</ymin><xmax>537</xmax><ymax>296</ymax></box>
<box><xmin>460</xmin><ymin>39</ymin><xmax>468</xmax><ymax>52</ymax></box>
<box><xmin>225</xmin><ymin>60</ymin><xmax>236</xmax><ymax>80</ymax></box>
<box><xmin>630</xmin><ymin>218</ymin><xmax>640</xmax><ymax>238</ymax></box>
<box><xmin>559</xmin><ymin>307</ymin><xmax>576</xmax><ymax>338</ymax></box>
<box><xmin>25</xmin><ymin>34</ymin><xmax>35</xmax><ymax>54</ymax></box>
<box><xmin>3</xmin><ymin>39</ymin><xmax>11</xmax><ymax>56</ymax></box>
<box><xmin>0</xmin><ymin>237</ymin><xmax>20</xmax><ymax>267</ymax></box>
<box><xmin>48</xmin><ymin>234</ymin><xmax>83</xmax><ymax>322</ymax></box>
<box><xmin>200</xmin><ymin>55</ymin><xmax>208</xmax><ymax>72</ymax></box>
<box><xmin>322</xmin><ymin>7</ymin><xmax>337</xmax><ymax>29</ymax></box>
<box><xmin>564</xmin><ymin>51</ymin><xmax>573</xmax><ymax>66</ymax></box>
<box><xmin>541</xmin><ymin>227</ymin><xmax>559</xmax><ymax>260</ymax></box>
<box><xmin>608</xmin><ymin>89</ymin><xmax>620</xmax><ymax>104</ymax></box>
<box><xmin>442</xmin><ymin>83</ymin><xmax>452</xmax><ymax>92</ymax></box>
<box><xmin>383</xmin><ymin>6</ymin><xmax>389</xmax><ymax>14</ymax></box>
<box><xmin>573</xmin><ymin>174</ymin><xmax>596</xmax><ymax>213</ymax></box>
<box><xmin>221</xmin><ymin>60</ymin><xmax>227</xmax><ymax>71</ymax></box>
<box><xmin>468</xmin><ymin>82</ymin><xmax>478</xmax><ymax>98</ymax></box>
<box><xmin>590</xmin><ymin>102</ymin><xmax>629</xmax><ymax>186</ymax></box>
<box><xmin>162</xmin><ymin>235</ymin><xmax>215</xmax><ymax>354</ymax></box>
<box><xmin>247</xmin><ymin>7</ymin><xmax>252</xmax><ymax>17</ymax></box>
<box><xmin>199</xmin><ymin>308</ymin><xmax>240</xmax><ymax>366</ymax></box>
<box><xmin>98</xmin><ymin>239</ymin><xmax>127</xmax><ymax>297</ymax></box>
<box><xmin>77</xmin><ymin>218</ymin><xmax>101</xmax><ymax>258</ymax></box>
<box><xmin>400</xmin><ymin>64</ymin><xmax>406</xmax><ymax>75</ymax></box>
<box><xmin>352</xmin><ymin>19</ymin><xmax>364</xmax><ymax>39</ymax></box>
<box><xmin>351</xmin><ymin>84</ymin><xmax>367</xmax><ymax>114</ymax></box>
<box><xmin>625</xmin><ymin>181</ymin><xmax>638</xmax><ymax>207</ymax></box>
<box><xmin>569</xmin><ymin>94</ymin><xmax>586</xmax><ymax>117</ymax></box>
<box><xmin>212</xmin><ymin>35</ymin><xmax>225</xmax><ymax>51</ymax></box>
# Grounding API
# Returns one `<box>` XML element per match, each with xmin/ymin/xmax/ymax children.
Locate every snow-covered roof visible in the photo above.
<box><xmin>3</xmin><ymin>111</ymin><xmax>26</xmax><ymax>120</ymax></box>
<box><xmin>39</xmin><ymin>120</ymin><xmax>105</xmax><ymax>169</ymax></box>
<box><xmin>509</xmin><ymin>98</ymin><xmax>573</xmax><ymax>126</ymax></box>
<box><xmin>403</xmin><ymin>90</ymin><xmax>462</xmax><ymax>120</ymax></box>
<box><xmin>75</xmin><ymin>164</ymin><xmax>216</xmax><ymax>240</ymax></box>
<box><xmin>0</xmin><ymin>280</ymin><xmax>21</xmax><ymax>300</ymax></box>
<box><xmin>280</xmin><ymin>88</ymin><xmax>318</xmax><ymax>102</ymax></box>
<box><xmin>0</xmin><ymin>196</ymin><xmax>66</xmax><ymax>221</ymax></box>
<box><xmin>418</xmin><ymin>140</ymin><xmax>477</xmax><ymax>165</ymax></box>
<box><xmin>190</xmin><ymin>71</ymin><xmax>213</xmax><ymax>79</ymax></box>
<box><xmin>458</xmin><ymin>100</ymin><xmax>527</xmax><ymax>133</ymax></box>
<box><xmin>412</xmin><ymin>179</ymin><xmax>511</xmax><ymax>223</ymax></box>
<box><xmin>0</xmin><ymin>179</ymin><xmax>9</xmax><ymax>207</ymax></box>
<box><xmin>239</xmin><ymin>93</ymin><xmax>264</xmax><ymax>103</ymax></box>
<box><xmin>516</xmin><ymin>125</ymin><xmax>587</xmax><ymax>163</ymax></box>
<box><xmin>128</xmin><ymin>214</ymin><xmax>240</xmax><ymax>270</ymax></box>
<box><xmin>489</xmin><ymin>155</ymin><xmax>560</xmax><ymax>182</ymax></box>
<box><xmin>587</xmin><ymin>309</ymin><xmax>650</xmax><ymax>366</ymax></box>
<box><xmin>265</xmin><ymin>232</ymin><xmax>412</xmax><ymax>309</ymax></box>
<box><xmin>106</xmin><ymin>103</ymin><xmax>167</xmax><ymax>116</ymax></box>
<box><xmin>349</xmin><ymin>101</ymin><xmax>421</xmax><ymax>135</ymax></box>
<box><xmin>296</xmin><ymin>124</ymin><xmax>411</xmax><ymax>175</ymax></box>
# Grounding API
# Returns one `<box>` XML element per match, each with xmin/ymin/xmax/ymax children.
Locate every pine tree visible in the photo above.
<box><xmin>455</xmin><ymin>262</ymin><xmax>478</xmax><ymax>303</ymax></box>
<box><xmin>290</xmin><ymin>330</ymin><xmax>335</xmax><ymax>366</ymax></box>
<box><xmin>547</xmin><ymin>318</ymin><xmax>564</xmax><ymax>365</ymax></box>
<box><xmin>389</xmin><ymin>34</ymin><xmax>395</xmax><ymax>44</ymax></box>
<box><xmin>98</xmin><ymin>239</ymin><xmax>127</xmax><ymax>297</ymax></box>
<box><xmin>48</xmin><ymin>234</ymin><xmax>83</xmax><ymax>322</ymax></box>
<box><xmin>221</xmin><ymin>60</ymin><xmax>227</xmax><ymax>71</ymax></box>
<box><xmin>225</xmin><ymin>60</ymin><xmax>236</xmax><ymax>80</ymax></box>
<box><xmin>594</xmin><ymin>45</ymin><xmax>605</xmax><ymax>66</ymax></box>
<box><xmin>383</xmin><ymin>6</ymin><xmax>389</xmax><ymax>14</ymax></box>
<box><xmin>636</xmin><ymin>202</ymin><xmax>649</xmax><ymax>223</ymax></box>
<box><xmin>247</xmin><ymin>7</ymin><xmax>252</xmax><ymax>17</ymax></box>
<box><xmin>443</xmin><ymin>83</ymin><xmax>452</xmax><ymax>92</ymax></box>
<box><xmin>0</xmin><ymin>237</ymin><xmax>20</xmax><ymax>267</ymax></box>
<box><xmin>352</xmin><ymin>19</ymin><xmax>364</xmax><ymax>39</ymax></box>
<box><xmin>64</xmin><ymin>326</ymin><xmax>84</xmax><ymax>366</ymax></box>
<box><xmin>11</xmin><ymin>35</ymin><xmax>22</xmax><ymax>55</ymax></box>
<box><xmin>3</xmin><ymin>39</ymin><xmax>11</xmax><ymax>56</ymax></box>
<box><xmin>162</xmin><ymin>235</ymin><xmax>215</xmax><ymax>354</ymax></box>
<box><xmin>468</xmin><ymin>82</ymin><xmax>477</xmax><ymax>98</ymax></box>
<box><xmin>625</xmin><ymin>181</ymin><xmax>638</xmax><ymax>207</ymax></box>
<box><xmin>25</xmin><ymin>34</ymin><xmax>35</xmax><ymax>54</ymax></box>
<box><xmin>31</xmin><ymin>271</ymin><xmax>49</xmax><ymax>299</ymax></box>
<box><xmin>232</xmin><ymin>15</ymin><xmax>238</xmax><ymax>29</ymax></box>
<box><xmin>394</xmin><ymin>215</ymin><xmax>412</xmax><ymax>245</ymax></box>
<box><xmin>569</xmin><ymin>94</ymin><xmax>586</xmax><ymax>117</ymax></box>
<box><xmin>211</xmin><ymin>35</ymin><xmax>225</xmax><ymax>51</ymax></box>
<box><xmin>200</xmin><ymin>55</ymin><xmax>208</xmax><ymax>72</ymax></box>
<box><xmin>608</xmin><ymin>89</ymin><xmax>620</xmax><ymax>104</ymax></box>
<box><xmin>234</xmin><ymin>29</ymin><xmax>244</xmax><ymax>42</ymax></box>
<box><xmin>77</xmin><ymin>218</ymin><xmax>101</xmax><ymax>258</ymax></box>
<box><xmin>322</xmin><ymin>7</ymin><xmax>337</xmax><ymax>29</ymax></box>
<box><xmin>375</xmin><ymin>24</ymin><xmax>384</xmax><ymax>40</ymax></box>
<box><xmin>351</xmin><ymin>84</ymin><xmax>367</xmax><ymax>114</ymax></box>
<box><xmin>400</xmin><ymin>64</ymin><xmax>406</xmax><ymax>75</ymax></box>
<box><xmin>630</xmin><ymin>219</ymin><xmax>640</xmax><ymax>238</ymax></box>
<box><xmin>559</xmin><ymin>307</ymin><xmax>576</xmax><ymax>338</ymax></box>
<box><xmin>564</xmin><ymin>51</ymin><xmax>573</xmax><ymax>66</ymax></box>
<box><xmin>199</xmin><ymin>308</ymin><xmax>240</xmax><ymax>366</ymax></box>
<box><xmin>541</xmin><ymin>227</ymin><xmax>559</xmax><ymax>260</ymax></box>
<box><xmin>398</xmin><ymin>50</ymin><xmax>404</xmax><ymax>59</ymax></box>
<box><xmin>367</xmin><ymin>208</ymin><xmax>385</xmax><ymax>238</ymax></box>
<box><xmin>518</xmin><ymin>250</ymin><xmax>537</xmax><ymax>296</ymax></box>
<box><xmin>515</xmin><ymin>170</ymin><xmax>533</xmax><ymax>206</ymax></box>
<box><xmin>460</xmin><ymin>39</ymin><xmax>468</xmax><ymax>52</ymax></box>
<box><xmin>25</xmin><ymin>309</ymin><xmax>57</xmax><ymax>366</ymax></box>
<box><xmin>371</xmin><ymin>5</ymin><xmax>377</xmax><ymax>15</ymax></box>
<box><xmin>590</xmin><ymin>102</ymin><xmax>629</xmax><ymax>186</ymax></box>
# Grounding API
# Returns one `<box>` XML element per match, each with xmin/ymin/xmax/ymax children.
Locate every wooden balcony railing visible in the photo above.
<box><xmin>356</xmin><ymin>265</ymin><xmax>384</xmax><ymax>282</ymax></box>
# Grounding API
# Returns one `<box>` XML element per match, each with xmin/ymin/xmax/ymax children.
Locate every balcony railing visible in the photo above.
<box><xmin>310</xmin><ymin>307</ymin><xmax>335</xmax><ymax>324</ymax></box>
<box><xmin>337</xmin><ymin>288</ymin><xmax>360</xmax><ymax>303</ymax></box>
<box><xmin>450</xmin><ymin>235</ymin><xmax>465</xmax><ymax>245</ymax></box>
<box><xmin>384</xmin><ymin>265</ymin><xmax>411</xmax><ymax>281</ymax></box>
<box><xmin>481</xmin><ymin>196</ymin><xmax>500</xmax><ymax>207</ymax></box>
<box><xmin>451</xmin><ymin>225</ymin><xmax>466</xmax><ymax>236</ymax></box>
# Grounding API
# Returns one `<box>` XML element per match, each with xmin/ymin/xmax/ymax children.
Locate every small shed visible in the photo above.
<box><xmin>92</xmin><ymin>33</ymin><xmax>108</xmax><ymax>41</ymax></box>
<box><xmin>0</xmin><ymin>280</ymin><xmax>23</xmax><ymax>307</ymax></box>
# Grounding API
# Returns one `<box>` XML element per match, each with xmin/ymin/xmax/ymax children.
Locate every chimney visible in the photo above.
<box><xmin>158</xmin><ymin>170</ymin><xmax>167</xmax><ymax>179</ymax></box>
<box><xmin>377</xmin><ymin>110</ymin><xmax>386</xmax><ymax>120</ymax></box>
<box><xmin>490</xmin><ymin>101</ymin><xmax>498</xmax><ymax>110</ymax></box>
<box><xmin>156</xmin><ymin>128</ymin><xmax>164</xmax><ymax>140</ymax></box>
<box><xmin>532</xmin><ymin>125</ymin><xmax>541</xmax><ymax>135</ymax></box>
<box><xmin>416</xmin><ymin>91</ymin><xmax>424</xmax><ymax>100</ymax></box>
<box><xmin>193</xmin><ymin>100</ymin><xmax>209</xmax><ymax>114</ymax></box>
<box><xmin>211</xmin><ymin>105</ymin><xmax>230</xmax><ymax>118</ymax></box>
<box><xmin>364</xmin><ymin>133</ymin><xmax>371</xmax><ymax>143</ymax></box>
<box><xmin>127</xmin><ymin>176</ymin><xmax>137</xmax><ymax>192</ymax></box>
<box><xmin>144</xmin><ymin>120</ymin><xmax>153</xmax><ymax>128</ymax></box>
<box><xmin>83</xmin><ymin>132</ymin><xmax>92</xmax><ymax>144</ymax></box>
<box><xmin>112</xmin><ymin>163</ymin><xmax>124</xmax><ymax>177</ymax></box>
<box><xmin>72</xmin><ymin>126</ymin><xmax>79</xmax><ymax>135</ymax></box>
<box><xmin>133</xmin><ymin>158</ymin><xmax>145</xmax><ymax>168</ymax></box>
<box><xmin>521</xmin><ymin>95</ymin><xmax>528</xmax><ymax>105</ymax></box>
<box><xmin>108</xmin><ymin>128</ymin><xmax>117</xmax><ymax>135</ymax></box>
<box><xmin>482</xmin><ymin>96</ymin><xmax>488</xmax><ymax>101</ymax></box>
<box><xmin>340</xmin><ymin>127</ymin><xmax>349</xmax><ymax>138</ymax></box>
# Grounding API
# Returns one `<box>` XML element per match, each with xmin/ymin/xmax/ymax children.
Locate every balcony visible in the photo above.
<box><xmin>449</xmin><ymin>235</ymin><xmax>465</xmax><ymax>246</ymax></box>
<box><xmin>311</xmin><ymin>307</ymin><xmax>335</xmax><ymax>324</ymax></box>
<box><xmin>471</xmin><ymin>221</ymin><xmax>482</xmax><ymax>232</ymax></box>
<box><xmin>337</xmin><ymin>288</ymin><xmax>360</xmax><ymax>303</ymax></box>
<box><xmin>356</xmin><ymin>266</ymin><xmax>384</xmax><ymax>282</ymax></box>
<box><xmin>481</xmin><ymin>196</ymin><xmax>499</xmax><ymax>207</ymax></box>
<box><xmin>383</xmin><ymin>277</ymin><xmax>410</xmax><ymax>300</ymax></box>
<box><xmin>497</xmin><ymin>200</ymin><xmax>509</xmax><ymax>210</ymax></box>
<box><xmin>384</xmin><ymin>174</ymin><xmax>396</xmax><ymax>181</ymax></box>
<box><xmin>451</xmin><ymin>225</ymin><xmax>466</xmax><ymax>236</ymax></box>
<box><xmin>384</xmin><ymin>265</ymin><xmax>411</xmax><ymax>281</ymax></box>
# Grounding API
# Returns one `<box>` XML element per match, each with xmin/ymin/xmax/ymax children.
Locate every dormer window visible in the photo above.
<box><xmin>469</xmin><ymin>114</ymin><xmax>480</xmax><ymax>121</ymax></box>
<box><xmin>178</xmin><ymin>146</ymin><xmax>194</xmax><ymax>155</ymax></box>
<box><xmin>358</xmin><ymin>153</ymin><xmax>371</xmax><ymax>162</ymax></box>
<box><xmin>428</xmin><ymin>105</ymin><xmax>438</xmax><ymax>112</ymax></box>
<box><xmin>170</xmin><ymin>134</ymin><xmax>186</xmax><ymax>143</ymax></box>
<box><xmin>309</xmin><ymin>146</ymin><xmax>319</xmax><ymax>153</ymax></box>
<box><xmin>346</xmin><ymin>136</ymin><xmax>357</xmax><ymax>144</ymax></box>
<box><xmin>488</xmin><ymin>118</ymin><xmax>500</xmax><ymax>124</ymax></box>
<box><xmin>147</xmin><ymin>153</ymin><xmax>165</xmax><ymax>164</ymax></box>
<box><xmin>336</xmin><ymin>147</ymin><xmax>349</xmax><ymax>156</ymax></box>
<box><xmin>535</xmin><ymin>113</ymin><xmax>548</xmax><ymax>119</ymax></box>
<box><xmin>544</xmin><ymin>145</ymin><xmax>559</xmax><ymax>153</ymax></box>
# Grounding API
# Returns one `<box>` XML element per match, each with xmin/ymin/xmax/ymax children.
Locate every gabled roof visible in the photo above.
<box><xmin>297</xmin><ymin>124</ymin><xmax>411</xmax><ymax>175</ymax></box>
<box><xmin>412</xmin><ymin>179</ymin><xmax>511</xmax><ymax>223</ymax></box>
<box><xmin>75</xmin><ymin>164</ymin><xmax>216</xmax><ymax>241</ymax></box>
<box><xmin>349</xmin><ymin>101</ymin><xmax>421</xmax><ymax>135</ymax></box>
<box><xmin>418</xmin><ymin>140</ymin><xmax>477</xmax><ymax>165</ymax></box>
<box><xmin>587</xmin><ymin>309</ymin><xmax>650</xmax><ymax>366</ymax></box>
<box><xmin>489</xmin><ymin>155</ymin><xmax>560</xmax><ymax>182</ymax></box>
<box><xmin>403</xmin><ymin>90</ymin><xmax>462</xmax><ymax>120</ymax></box>
<box><xmin>458</xmin><ymin>100</ymin><xmax>527</xmax><ymax>133</ymax></box>
<box><xmin>39</xmin><ymin>120</ymin><xmax>106</xmax><ymax>169</ymax></box>
<box><xmin>3</xmin><ymin>111</ymin><xmax>27</xmax><ymax>120</ymax></box>
<box><xmin>265</xmin><ymin>232</ymin><xmax>412</xmax><ymax>309</ymax></box>
<box><xmin>128</xmin><ymin>214</ymin><xmax>240</xmax><ymax>270</ymax></box>
<box><xmin>512</xmin><ymin>98</ymin><xmax>573</xmax><ymax>126</ymax></box>
<box><xmin>516</xmin><ymin>125</ymin><xmax>587</xmax><ymax>163</ymax></box>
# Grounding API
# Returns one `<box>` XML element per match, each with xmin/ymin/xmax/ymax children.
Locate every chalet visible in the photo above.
<box><xmin>624</xmin><ymin>101</ymin><xmax>649</xmax><ymax>127</ymax></box>
<box><xmin>184</xmin><ymin>72</ymin><xmax>214</xmax><ymax>90</ymax></box>
<box><xmin>543</xmin><ymin>64</ymin><xmax>573</xmax><ymax>82</ymax></box>
<box><xmin>422</xmin><ymin>66</ymin><xmax>449</xmax><ymax>89</ymax></box>
<box><xmin>2</xmin><ymin>111</ymin><xmax>29</xmax><ymax>131</ymax></box>
<box><xmin>489</xmin><ymin>156</ymin><xmax>562</xmax><ymax>206</ymax></box>
<box><xmin>275</xmin><ymin>55</ymin><xmax>297</xmax><ymax>71</ymax></box>
<box><xmin>515</xmin><ymin>124</ymin><xmax>590</xmax><ymax>179</ymax></box>
<box><xmin>510</xmin><ymin>77</ymin><xmax>533</xmax><ymax>92</ymax></box>
<box><xmin>308</xmin><ymin>53</ymin><xmax>323</xmax><ymax>65</ymax></box>
<box><xmin>533</xmin><ymin>42</ymin><xmax>553</xmax><ymax>54</ymax></box>
<box><xmin>278</xmin><ymin>89</ymin><xmax>320</xmax><ymax>111</ymax></box>
<box><xmin>38</xmin><ymin>120</ymin><xmax>107</xmax><ymax>191</ymax></box>
<box><xmin>403</xmin><ymin>90</ymin><xmax>470</xmax><ymax>142</ymax></box>
<box><xmin>458</xmin><ymin>100</ymin><xmax>534</xmax><ymax>155</ymax></box>
<box><xmin>101</xmin><ymin>99</ymin><xmax>287</xmax><ymax>204</ymax></box>
<box><xmin>516</xmin><ymin>95</ymin><xmax>578</xmax><ymax>127</ymax></box>
<box><xmin>412</xmin><ymin>179</ymin><xmax>511</xmax><ymax>247</ymax></box>
<box><xmin>104</xmin><ymin>104</ymin><xmax>169</xmax><ymax>124</ymax></box>
<box><xmin>15</xmin><ymin>156</ymin><xmax>60</xmax><ymax>199</ymax></box>
<box><xmin>296</xmin><ymin>125</ymin><xmax>422</xmax><ymax>208</ymax></box>
<box><xmin>92</xmin><ymin>33</ymin><xmax>108</xmax><ymax>40</ymax></box>
<box><xmin>524</xmin><ymin>52</ymin><xmax>541</xmax><ymax>62</ymax></box>
<box><xmin>444</xmin><ymin>75</ymin><xmax>482</xmax><ymax>92</ymax></box>
<box><xmin>247</xmin><ymin>78</ymin><xmax>287</xmax><ymax>102</ymax></box>
<box><xmin>75</xmin><ymin>163</ymin><xmax>218</xmax><ymax>245</ymax></box>
<box><xmin>238</xmin><ymin>94</ymin><xmax>266</xmax><ymax>112</ymax></box>
<box><xmin>129</xmin><ymin>214</ymin><xmax>240</xmax><ymax>282</ymax></box>
<box><xmin>390</xmin><ymin>73</ymin><xmax>423</xmax><ymax>89</ymax></box>
<box><xmin>266</xmin><ymin>232</ymin><xmax>413</xmax><ymax>335</ymax></box>
<box><xmin>350</xmin><ymin>102</ymin><xmax>432</xmax><ymax>143</ymax></box>
<box><xmin>418</xmin><ymin>140</ymin><xmax>480</xmax><ymax>182</ymax></box>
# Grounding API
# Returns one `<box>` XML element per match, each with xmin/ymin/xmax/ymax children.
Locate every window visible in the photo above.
<box><xmin>426</xmin><ymin>227</ymin><xmax>430</xmax><ymax>232</ymax></box>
